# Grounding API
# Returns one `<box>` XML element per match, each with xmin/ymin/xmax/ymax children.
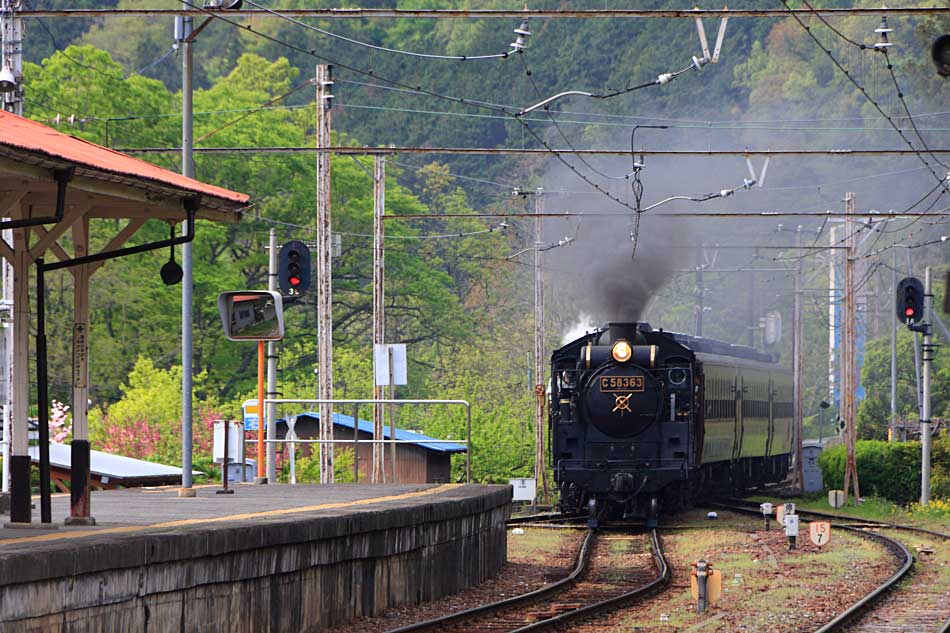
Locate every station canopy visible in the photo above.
<box><xmin>0</xmin><ymin>109</ymin><xmax>249</xmax><ymax>222</ymax></box>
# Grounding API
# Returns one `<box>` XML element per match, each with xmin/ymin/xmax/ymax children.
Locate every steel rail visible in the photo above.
<box><xmin>119</xmin><ymin>146</ymin><xmax>950</xmax><ymax>157</ymax></box>
<box><xmin>711</xmin><ymin>502</ymin><xmax>915</xmax><ymax>632</ymax></box>
<box><xmin>508</xmin><ymin>529</ymin><xmax>670</xmax><ymax>633</ymax></box>
<box><xmin>722</xmin><ymin>499</ymin><xmax>949</xmax><ymax>540</ymax></box>
<box><xmin>385</xmin><ymin>528</ymin><xmax>596</xmax><ymax>633</ymax></box>
<box><xmin>814</xmin><ymin>525</ymin><xmax>914</xmax><ymax>633</ymax></box>
<box><xmin>507</xmin><ymin>513</ymin><xmax>584</xmax><ymax>526</ymax></box>
<box><xmin>18</xmin><ymin>8</ymin><xmax>950</xmax><ymax>18</ymax></box>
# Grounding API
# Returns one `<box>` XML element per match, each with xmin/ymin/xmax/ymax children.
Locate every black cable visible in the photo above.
<box><xmin>782</xmin><ymin>0</ymin><xmax>950</xmax><ymax>199</ymax></box>
<box><xmin>882</xmin><ymin>49</ymin><xmax>949</xmax><ymax>170</ymax></box>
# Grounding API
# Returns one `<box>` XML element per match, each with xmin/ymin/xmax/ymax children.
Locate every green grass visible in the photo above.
<box><xmin>743</xmin><ymin>494</ymin><xmax>950</xmax><ymax>532</ymax></box>
<box><xmin>507</xmin><ymin>527</ymin><xmax>578</xmax><ymax>563</ymax></box>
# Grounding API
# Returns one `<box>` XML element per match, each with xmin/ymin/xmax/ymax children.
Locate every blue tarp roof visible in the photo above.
<box><xmin>276</xmin><ymin>412</ymin><xmax>467</xmax><ymax>454</ymax></box>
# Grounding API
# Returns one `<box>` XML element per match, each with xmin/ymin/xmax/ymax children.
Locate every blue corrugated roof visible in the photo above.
<box><xmin>276</xmin><ymin>412</ymin><xmax>467</xmax><ymax>453</ymax></box>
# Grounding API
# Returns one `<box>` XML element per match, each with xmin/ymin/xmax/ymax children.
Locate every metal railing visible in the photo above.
<box><xmin>250</xmin><ymin>398</ymin><xmax>471</xmax><ymax>483</ymax></box>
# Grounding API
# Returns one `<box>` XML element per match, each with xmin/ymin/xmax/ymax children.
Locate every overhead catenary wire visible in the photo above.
<box><xmin>780</xmin><ymin>0</ymin><xmax>950</xmax><ymax>199</ymax></box>
<box><xmin>193</xmin><ymin>77</ymin><xmax>314</xmax><ymax>145</ymax></box>
<box><xmin>243</xmin><ymin>0</ymin><xmax>517</xmax><ymax>61</ymax></box>
<box><xmin>19</xmin><ymin>7</ymin><xmax>950</xmax><ymax>18</ymax></box>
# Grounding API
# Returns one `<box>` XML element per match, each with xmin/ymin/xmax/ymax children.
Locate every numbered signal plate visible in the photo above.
<box><xmin>809</xmin><ymin>521</ymin><xmax>832</xmax><ymax>547</ymax></box>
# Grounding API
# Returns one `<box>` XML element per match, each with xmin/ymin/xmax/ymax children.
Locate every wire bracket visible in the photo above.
<box><xmin>694</xmin><ymin>6</ymin><xmax>729</xmax><ymax>66</ymax></box>
<box><xmin>745</xmin><ymin>156</ymin><xmax>770</xmax><ymax>188</ymax></box>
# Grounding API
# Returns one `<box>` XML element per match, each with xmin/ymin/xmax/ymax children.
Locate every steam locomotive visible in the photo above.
<box><xmin>550</xmin><ymin>322</ymin><xmax>792</xmax><ymax>520</ymax></box>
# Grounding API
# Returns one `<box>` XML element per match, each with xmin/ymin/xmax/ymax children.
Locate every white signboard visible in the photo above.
<box><xmin>509</xmin><ymin>478</ymin><xmax>537</xmax><ymax>502</ymax></box>
<box><xmin>374</xmin><ymin>344</ymin><xmax>407</xmax><ymax>386</ymax></box>
<box><xmin>72</xmin><ymin>323</ymin><xmax>88</xmax><ymax>388</ymax></box>
<box><xmin>213</xmin><ymin>421</ymin><xmax>244</xmax><ymax>462</ymax></box>
<box><xmin>784</xmin><ymin>514</ymin><xmax>800</xmax><ymax>537</ymax></box>
<box><xmin>809</xmin><ymin>521</ymin><xmax>831</xmax><ymax>547</ymax></box>
<box><xmin>243</xmin><ymin>399</ymin><xmax>259</xmax><ymax>431</ymax></box>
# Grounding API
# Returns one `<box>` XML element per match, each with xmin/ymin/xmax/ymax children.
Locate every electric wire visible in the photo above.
<box><xmin>193</xmin><ymin>77</ymin><xmax>314</xmax><ymax>145</ymax></box>
<box><xmin>781</xmin><ymin>0</ymin><xmax>950</xmax><ymax>199</ymax></box>
<box><xmin>244</xmin><ymin>0</ymin><xmax>514</xmax><ymax>61</ymax></box>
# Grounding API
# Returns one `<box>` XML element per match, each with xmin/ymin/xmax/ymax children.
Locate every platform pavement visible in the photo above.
<box><xmin>0</xmin><ymin>482</ymin><xmax>478</xmax><ymax>550</ymax></box>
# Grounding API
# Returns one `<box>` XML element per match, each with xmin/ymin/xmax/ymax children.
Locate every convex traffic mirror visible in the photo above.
<box><xmin>217</xmin><ymin>291</ymin><xmax>284</xmax><ymax>341</ymax></box>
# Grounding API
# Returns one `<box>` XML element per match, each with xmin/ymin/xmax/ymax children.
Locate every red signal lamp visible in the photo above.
<box><xmin>904</xmin><ymin>307</ymin><xmax>915</xmax><ymax>317</ymax></box>
<box><xmin>289</xmin><ymin>276</ymin><xmax>301</xmax><ymax>287</ymax></box>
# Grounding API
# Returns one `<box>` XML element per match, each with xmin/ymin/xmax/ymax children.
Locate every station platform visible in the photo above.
<box><xmin>0</xmin><ymin>483</ymin><xmax>511</xmax><ymax>633</ymax></box>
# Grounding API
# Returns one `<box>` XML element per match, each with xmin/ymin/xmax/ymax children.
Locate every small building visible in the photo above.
<box><xmin>275</xmin><ymin>412</ymin><xmax>466</xmax><ymax>484</ymax></box>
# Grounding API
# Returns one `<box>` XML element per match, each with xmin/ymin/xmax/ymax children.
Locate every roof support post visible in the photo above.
<box><xmin>66</xmin><ymin>215</ymin><xmax>94</xmax><ymax>525</ymax></box>
<box><xmin>5</xmin><ymin>224</ymin><xmax>30</xmax><ymax>523</ymax></box>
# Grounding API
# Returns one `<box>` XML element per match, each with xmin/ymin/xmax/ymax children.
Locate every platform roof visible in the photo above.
<box><xmin>28</xmin><ymin>444</ymin><xmax>202</xmax><ymax>484</ymax></box>
<box><xmin>0</xmin><ymin>110</ymin><xmax>249</xmax><ymax>222</ymax></box>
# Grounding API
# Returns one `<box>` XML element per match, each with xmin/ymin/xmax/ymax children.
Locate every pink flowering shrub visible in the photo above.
<box><xmin>90</xmin><ymin>358</ymin><xmax>226</xmax><ymax>466</ymax></box>
<box><xmin>49</xmin><ymin>400</ymin><xmax>72</xmax><ymax>444</ymax></box>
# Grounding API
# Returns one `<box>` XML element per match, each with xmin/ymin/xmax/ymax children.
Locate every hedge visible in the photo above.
<box><xmin>818</xmin><ymin>439</ymin><xmax>950</xmax><ymax>504</ymax></box>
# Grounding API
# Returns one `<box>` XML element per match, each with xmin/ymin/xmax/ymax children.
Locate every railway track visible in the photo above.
<box><xmin>723</xmin><ymin>498</ymin><xmax>950</xmax><ymax>540</ymax></box>
<box><xmin>386</xmin><ymin>528</ymin><xmax>670</xmax><ymax>633</ymax></box>
<box><xmin>712</xmin><ymin>502</ymin><xmax>948</xmax><ymax>632</ymax></box>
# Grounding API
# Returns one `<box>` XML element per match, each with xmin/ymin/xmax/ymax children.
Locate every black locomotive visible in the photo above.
<box><xmin>550</xmin><ymin>322</ymin><xmax>792</xmax><ymax>520</ymax></box>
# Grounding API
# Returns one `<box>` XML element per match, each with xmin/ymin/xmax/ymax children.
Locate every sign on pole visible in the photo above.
<box><xmin>243</xmin><ymin>399</ymin><xmax>259</xmax><ymax>431</ymax></box>
<box><xmin>374</xmin><ymin>343</ymin><xmax>407</xmax><ymax>386</ymax></box>
<box><xmin>809</xmin><ymin>521</ymin><xmax>831</xmax><ymax>547</ymax></box>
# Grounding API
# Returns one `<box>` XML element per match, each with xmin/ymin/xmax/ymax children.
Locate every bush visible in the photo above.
<box><xmin>818</xmin><ymin>439</ymin><xmax>950</xmax><ymax>505</ymax></box>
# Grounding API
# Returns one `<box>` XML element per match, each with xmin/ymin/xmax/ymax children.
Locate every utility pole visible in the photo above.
<box><xmin>0</xmin><ymin>0</ymin><xmax>21</xmax><ymax>501</ymax></box>
<box><xmin>907</xmin><ymin>251</ymin><xmax>924</xmax><ymax>421</ymax></box>
<box><xmin>889</xmin><ymin>250</ymin><xmax>898</xmax><ymax>441</ymax></box>
<box><xmin>1</xmin><ymin>0</ymin><xmax>22</xmax><ymax>116</ymax></box>
<box><xmin>372</xmin><ymin>155</ymin><xmax>385</xmax><ymax>483</ymax></box>
<box><xmin>920</xmin><ymin>266</ymin><xmax>933</xmax><ymax>505</ymax></box>
<box><xmin>842</xmin><ymin>192</ymin><xmax>860</xmax><ymax>504</ymax></box>
<box><xmin>533</xmin><ymin>187</ymin><xmax>549</xmax><ymax>504</ymax></box>
<box><xmin>694</xmin><ymin>249</ymin><xmax>705</xmax><ymax>337</ymax></box>
<box><xmin>315</xmin><ymin>64</ymin><xmax>334</xmax><ymax>483</ymax></box>
<box><xmin>175</xmin><ymin>6</ymin><xmax>196</xmax><ymax>498</ymax></box>
<box><xmin>747</xmin><ymin>271</ymin><xmax>756</xmax><ymax>348</ymax></box>
<box><xmin>265</xmin><ymin>228</ymin><xmax>277</xmax><ymax>482</ymax></box>
<box><xmin>792</xmin><ymin>225</ymin><xmax>804</xmax><ymax>490</ymax></box>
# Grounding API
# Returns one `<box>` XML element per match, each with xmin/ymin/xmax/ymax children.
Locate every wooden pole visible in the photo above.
<box><xmin>534</xmin><ymin>188</ymin><xmax>549</xmax><ymax>504</ymax></box>
<box><xmin>316</xmin><ymin>64</ymin><xmax>334</xmax><ymax>483</ymax></box>
<box><xmin>372</xmin><ymin>155</ymin><xmax>385</xmax><ymax>483</ymax></box>
<box><xmin>67</xmin><ymin>216</ymin><xmax>94</xmax><ymax>524</ymax></box>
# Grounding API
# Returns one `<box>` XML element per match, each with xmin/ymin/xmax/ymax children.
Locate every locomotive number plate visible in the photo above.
<box><xmin>600</xmin><ymin>376</ymin><xmax>644</xmax><ymax>392</ymax></box>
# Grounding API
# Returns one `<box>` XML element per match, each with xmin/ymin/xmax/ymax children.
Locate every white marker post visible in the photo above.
<box><xmin>760</xmin><ymin>502</ymin><xmax>773</xmax><ymax>530</ymax></box>
<box><xmin>785</xmin><ymin>513</ymin><xmax>799</xmax><ymax>551</ymax></box>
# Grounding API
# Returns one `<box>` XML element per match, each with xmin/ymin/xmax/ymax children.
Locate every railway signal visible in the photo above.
<box><xmin>279</xmin><ymin>240</ymin><xmax>311</xmax><ymax>298</ymax></box>
<box><xmin>896</xmin><ymin>276</ymin><xmax>924</xmax><ymax>326</ymax></box>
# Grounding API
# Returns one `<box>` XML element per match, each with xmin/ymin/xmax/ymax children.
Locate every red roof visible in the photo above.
<box><xmin>0</xmin><ymin>110</ymin><xmax>249</xmax><ymax>206</ymax></box>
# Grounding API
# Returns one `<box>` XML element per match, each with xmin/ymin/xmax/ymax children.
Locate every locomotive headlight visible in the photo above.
<box><xmin>611</xmin><ymin>340</ymin><xmax>633</xmax><ymax>363</ymax></box>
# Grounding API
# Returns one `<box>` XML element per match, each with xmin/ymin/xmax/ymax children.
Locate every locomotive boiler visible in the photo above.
<box><xmin>550</xmin><ymin>322</ymin><xmax>793</xmax><ymax>520</ymax></box>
